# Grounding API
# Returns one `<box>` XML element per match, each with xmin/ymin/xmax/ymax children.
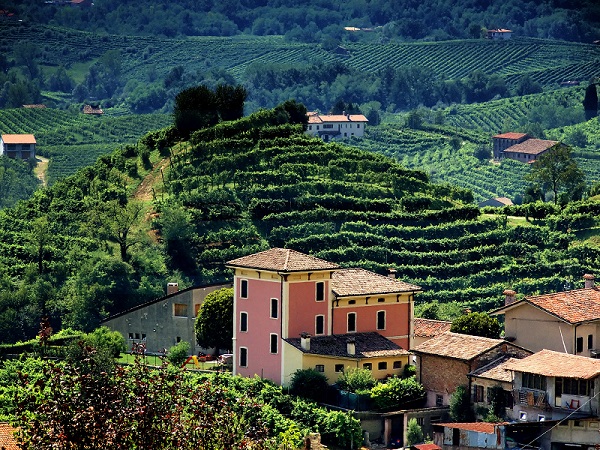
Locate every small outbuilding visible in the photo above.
<box><xmin>0</xmin><ymin>134</ymin><xmax>36</xmax><ymax>160</ymax></box>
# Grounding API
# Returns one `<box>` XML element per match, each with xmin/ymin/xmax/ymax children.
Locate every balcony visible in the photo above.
<box><xmin>514</xmin><ymin>388</ymin><xmax>548</xmax><ymax>410</ymax></box>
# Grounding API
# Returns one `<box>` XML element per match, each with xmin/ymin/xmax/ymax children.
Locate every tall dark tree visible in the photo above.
<box><xmin>215</xmin><ymin>83</ymin><xmax>247</xmax><ymax>121</ymax></box>
<box><xmin>583</xmin><ymin>83</ymin><xmax>598</xmax><ymax>120</ymax></box>
<box><xmin>173</xmin><ymin>85</ymin><xmax>219</xmax><ymax>137</ymax></box>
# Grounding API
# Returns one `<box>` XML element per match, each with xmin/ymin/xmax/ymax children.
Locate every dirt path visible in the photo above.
<box><xmin>133</xmin><ymin>157</ymin><xmax>170</xmax><ymax>202</ymax></box>
<box><xmin>33</xmin><ymin>156</ymin><xmax>49</xmax><ymax>187</ymax></box>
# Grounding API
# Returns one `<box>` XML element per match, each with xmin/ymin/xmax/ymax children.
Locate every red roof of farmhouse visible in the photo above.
<box><xmin>436</xmin><ymin>422</ymin><xmax>507</xmax><ymax>434</ymax></box>
<box><xmin>494</xmin><ymin>286</ymin><xmax>600</xmax><ymax>324</ymax></box>
<box><xmin>503</xmin><ymin>138</ymin><xmax>558</xmax><ymax>155</ymax></box>
<box><xmin>493</xmin><ymin>132</ymin><xmax>527</xmax><ymax>140</ymax></box>
<box><xmin>331</xmin><ymin>268</ymin><xmax>421</xmax><ymax>297</ymax></box>
<box><xmin>413</xmin><ymin>318</ymin><xmax>452</xmax><ymax>337</ymax></box>
<box><xmin>226</xmin><ymin>248</ymin><xmax>339</xmax><ymax>272</ymax></box>
<box><xmin>506</xmin><ymin>349</ymin><xmax>600</xmax><ymax>379</ymax></box>
<box><xmin>307</xmin><ymin>112</ymin><xmax>368</xmax><ymax>124</ymax></box>
<box><xmin>1</xmin><ymin>134</ymin><xmax>36</xmax><ymax>144</ymax></box>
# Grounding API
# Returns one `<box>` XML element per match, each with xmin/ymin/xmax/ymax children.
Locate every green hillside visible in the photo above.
<box><xmin>0</xmin><ymin>108</ymin><xmax>170</xmax><ymax>183</ymax></box>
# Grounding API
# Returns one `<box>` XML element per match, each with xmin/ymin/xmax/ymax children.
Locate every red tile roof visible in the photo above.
<box><xmin>1</xmin><ymin>134</ymin><xmax>36</xmax><ymax>144</ymax></box>
<box><xmin>331</xmin><ymin>268</ymin><xmax>421</xmax><ymax>297</ymax></box>
<box><xmin>0</xmin><ymin>423</ymin><xmax>19</xmax><ymax>450</ymax></box>
<box><xmin>503</xmin><ymin>139</ymin><xmax>558</xmax><ymax>155</ymax></box>
<box><xmin>226</xmin><ymin>248</ymin><xmax>339</xmax><ymax>272</ymax></box>
<box><xmin>469</xmin><ymin>355</ymin><xmax>519</xmax><ymax>382</ymax></box>
<box><xmin>493</xmin><ymin>132</ymin><xmax>527</xmax><ymax>140</ymax></box>
<box><xmin>436</xmin><ymin>422</ymin><xmax>507</xmax><ymax>434</ymax></box>
<box><xmin>413</xmin><ymin>331</ymin><xmax>506</xmax><ymax>360</ymax></box>
<box><xmin>413</xmin><ymin>444</ymin><xmax>442</xmax><ymax>450</ymax></box>
<box><xmin>307</xmin><ymin>112</ymin><xmax>368</xmax><ymax>124</ymax></box>
<box><xmin>413</xmin><ymin>318</ymin><xmax>452</xmax><ymax>337</ymax></box>
<box><xmin>83</xmin><ymin>105</ymin><xmax>103</xmax><ymax>114</ymax></box>
<box><xmin>506</xmin><ymin>349</ymin><xmax>600</xmax><ymax>379</ymax></box>
<box><xmin>495</xmin><ymin>287</ymin><xmax>600</xmax><ymax>324</ymax></box>
<box><xmin>285</xmin><ymin>331</ymin><xmax>408</xmax><ymax>358</ymax></box>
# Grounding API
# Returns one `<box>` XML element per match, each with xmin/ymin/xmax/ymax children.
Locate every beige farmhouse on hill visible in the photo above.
<box><xmin>0</xmin><ymin>134</ymin><xmax>36</xmax><ymax>160</ymax></box>
<box><xmin>306</xmin><ymin>112</ymin><xmax>368</xmax><ymax>141</ymax></box>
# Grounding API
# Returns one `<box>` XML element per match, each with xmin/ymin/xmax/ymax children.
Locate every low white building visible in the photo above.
<box><xmin>306</xmin><ymin>112</ymin><xmax>368</xmax><ymax>141</ymax></box>
<box><xmin>0</xmin><ymin>134</ymin><xmax>36</xmax><ymax>160</ymax></box>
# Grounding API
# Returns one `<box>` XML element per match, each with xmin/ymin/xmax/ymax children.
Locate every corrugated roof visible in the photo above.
<box><xmin>285</xmin><ymin>331</ymin><xmax>408</xmax><ymax>358</ymax></box>
<box><xmin>1</xmin><ymin>134</ymin><xmax>36</xmax><ymax>144</ymax></box>
<box><xmin>436</xmin><ymin>422</ymin><xmax>507</xmax><ymax>433</ymax></box>
<box><xmin>226</xmin><ymin>248</ymin><xmax>339</xmax><ymax>272</ymax></box>
<box><xmin>331</xmin><ymin>268</ymin><xmax>421</xmax><ymax>297</ymax></box>
<box><xmin>413</xmin><ymin>318</ymin><xmax>452</xmax><ymax>337</ymax></box>
<box><xmin>503</xmin><ymin>139</ymin><xmax>558</xmax><ymax>155</ymax></box>
<box><xmin>506</xmin><ymin>349</ymin><xmax>600</xmax><ymax>379</ymax></box>
<box><xmin>413</xmin><ymin>331</ymin><xmax>505</xmax><ymax>360</ymax></box>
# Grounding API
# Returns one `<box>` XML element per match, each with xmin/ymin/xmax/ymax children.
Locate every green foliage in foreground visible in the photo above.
<box><xmin>0</xmin><ymin>156</ymin><xmax>39</xmax><ymax>209</ymax></box>
<box><xmin>370</xmin><ymin>376</ymin><xmax>425</xmax><ymax>411</ymax></box>
<box><xmin>6</xmin><ymin>353</ymin><xmax>363</xmax><ymax>449</ymax></box>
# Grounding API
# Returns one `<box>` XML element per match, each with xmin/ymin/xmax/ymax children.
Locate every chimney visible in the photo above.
<box><xmin>584</xmin><ymin>274</ymin><xmax>595</xmax><ymax>289</ymax></box>
<box><xmin>300</xmin><ymin>332</ymin><xmax>311</xmax><ymax>351</ymax></box>
<box><xmin>503</xmin><ymin>289</ymin><xmax>517</xmax><ymax>306</ymax></box>
<box><xmin>167</xmin><ymin>282</ymin><xmax>179</xmax><ymax>295</ymax></box>
<box><xmin>387</xmin><ymin>268</ymin><xmax>397</xmax><ymax>279</ymax></box>
<box><xmin>347</xmin><ymin>337</ymin><xmax>356</xmax><ymax>355</ymax></box>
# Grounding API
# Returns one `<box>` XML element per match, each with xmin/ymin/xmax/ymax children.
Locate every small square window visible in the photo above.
<box><xmin>378</xmin><ymin>361</ymin><xmax>387</xmax><ymax>370</ymax></box>
<box><xmin>348</xmin><ymin>300</ymin><xmax>356</xmax><ymax>305</ymax></box>
<box><xmin>335</xmin><ymin>364</ymin><xmax>344</xmax><ymax>373</ymax></box>
<box><xmin>393</xmin><ymin>361</ymin><xmax>402</xmax><ymax>369</ymax></box>
<box><xmin>135</xmin><ymin>333</ymin><xmax>140</xmax><ymax>340</ymax></box>
<box><xmin>315</xmin><ymin>364</ymin><xmax>324</xmax><ymax>372</ymax></box>
<box><xmin>363</xmin><ymin>363</ymin><xmax>372</xmax><ymax>370</ymax></box>
<box><xmin>173</xmin><ymin>303</ymin><xmax>188</xmax><ymax>317</ymax></box>
<box><xmin>377</xmin><ymin>298</ymin><xmax>385</xmax><ymax>303</ymax></box>
<box><xmin>436</xmin><ymin>394</ymin><xmax>443</xmax><ymax>407</ymax></box>
<box><xmin>141</xmin><ymin>334</ymin><xmax>146</xmax><ymax>340</ymax></box>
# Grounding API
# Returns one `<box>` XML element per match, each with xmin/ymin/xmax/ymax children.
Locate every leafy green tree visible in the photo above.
<box><xmin>194</xmin><ymin>287</ymin><xmax>233</xmax><ymax>354</ymax></box>
<box><xmin>474</xmin><ymin>145</ymin><xmax>491</xmax><ymax>163</ymax></box>
<box><xmin>84</xmin><ymin>326</ymin><xmax>126</xmax><ymax>358</ymax></box>
<box><xmin>47</xmin><ymin>65</ymin><xmax>74</xmax><ymax>93</ymax></box>
<box><xmin>525</xmin><ymin>143</ymin><xmax>585</xmax><ymax>205</ymax></box>
<box><xmin>405</xmin><ymin>110</ymin><xmax>423</xmax><ymax>129</ymax></box>
<box><xmin>406</xmin><ymin>418</ymin><xmax>424</xmax><ymax>445</ymax></box>
<box><xmin>215</xmin><ymin>83</ymin><xmax>247</xmax><ymax>121</ymax></box>
<box><xmin>370</xmin><ymin>376</ymin><xmax>425</xmax><ymax>410</ymax></box>
<box><xmin>168</xmin><ymin>340</ymin><xmax>191</xmax><ymax>367</ymax></box>
<box><xmin>449</xmin><ymin>385</ymin><xmax>474</xmax><ymax>422</ymax></box>
<box><xmin>583</xmin><ymin>83</ymin><xmax>598</xmax><ymax>120</ymax></box>
<box><xmin>275</xmin><ymin>99</ymin><xmax>308</xmax><ymax>128</ymax></box>
<box><xmin>451</xmin><ymin>312</ymin><xmax>501</xmax><ymax>338</ymax></box>
<box><xmin>336</xmin><ymin>367</ymin><xmax>376</xmax><ymax>393</ymax></box>
<box><xmin>289</xmin><ymin>368</ymin><xmax>329</xmax><ymax>402</ymax></box>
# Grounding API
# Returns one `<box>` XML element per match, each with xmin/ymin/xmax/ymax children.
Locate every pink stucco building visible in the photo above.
<box><xmin>226</xmin><ymin>248</ymin><xmax>421</xmax><ymax>385</ymax></box>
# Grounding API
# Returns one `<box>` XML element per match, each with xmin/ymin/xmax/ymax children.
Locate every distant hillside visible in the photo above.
<box><xmin>0</xmin><ymin>108</ymin><xmax>171</xmax><ymax>183</ymax></box>
<box><xmin>0</xmin><ymin>105</ymin><xmax>599</xmax><ymax>344</ymax></box>
<box><xmin>4</xmin><ymin>0</ymin><xmax>599</xmax><ymax>43</ymax></box>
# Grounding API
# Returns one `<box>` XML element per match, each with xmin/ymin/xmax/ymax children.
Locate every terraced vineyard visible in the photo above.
<box><xmin>0</xmin><ymin>108</ymin><xmax>170</xmax><ymax>181</ymax></box>
<box><xmin>157</xmin><ymin>111</ymin><xmax>600</xmax><ymax>315</ymax></box>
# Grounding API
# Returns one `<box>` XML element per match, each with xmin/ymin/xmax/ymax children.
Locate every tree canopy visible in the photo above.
<box><xmin>194</xmin><ymin>287</ymin><xmax>233</xmax><ymax>354</ymax></box>
<box><xmin>450</xmin><ymin>312</ymin><xmax>502</xmax><ymax>339</ymax></box>
<box><xmin>525</xmin><ymin>143</ymin><xmax>585</xmax><ymax>204</ymax></box>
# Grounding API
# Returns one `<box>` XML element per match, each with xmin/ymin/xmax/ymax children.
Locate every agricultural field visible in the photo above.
<box><xmin>0</xmin><ymin>108</ymin><xmax>171</xmax><ymax>182</ymax></box>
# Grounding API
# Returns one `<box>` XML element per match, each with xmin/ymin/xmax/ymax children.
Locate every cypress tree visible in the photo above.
<box><xmin>583</xmin><ymin>83</ymin><xmax>598</xmax><ymax>120</ymax></box>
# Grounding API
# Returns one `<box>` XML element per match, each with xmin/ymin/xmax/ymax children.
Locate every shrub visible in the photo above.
<box><xmin>289</xmin><ymin>368</ymin><xmax>328</xmax><ymax>402</ymax></box>
<box><xmin>320</xmin><ymin>410</ymin><xmax>363</xmax><ymax>449</ymax></box>
<box><xmin>370</xmin><ymin>376</ymin><xmax>425</xmax><ymax>410</ymax></box>
<box><xmin>450</xmin><ymin>385</ymin><xmax>474</xmax><ymax>422</ymax></box>
<box><xmin>167</xmin><ymin>341</ymin><xmax>190</xmax><ymax>367</ymax></box>
<box><xmin>406</xmin><ymin>418</ymin><xmax>424</xmax><ymax>445</ymax></box>
<box><xmin>336</xmin><ymin>367</ymin><xmax>376</xmax><ymax>393</ymax></box>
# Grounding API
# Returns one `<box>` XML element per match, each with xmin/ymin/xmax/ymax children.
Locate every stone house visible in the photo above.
<box><xmin>102</xmin><ymin>282</ymin><xmax>231</xmax><ymax>355</ymax></box>
<box><xmin>0</xmin><ymin>134</ymin><xmax>36</xmax><ymax>160</ymax></box>
<box><xmin>491</xmin><ymin>274</ymin><xmax>600</xmax><ymax>356</ymax></box>
<box><xmin>412</xmin><ymin>332</ymin><xmax>531</xmax><ymax>408</ymax></box>
<box><xmin>492</xmin><ymin>132</ymin><xmax>558</xmax><ymax>163</ymax></box>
